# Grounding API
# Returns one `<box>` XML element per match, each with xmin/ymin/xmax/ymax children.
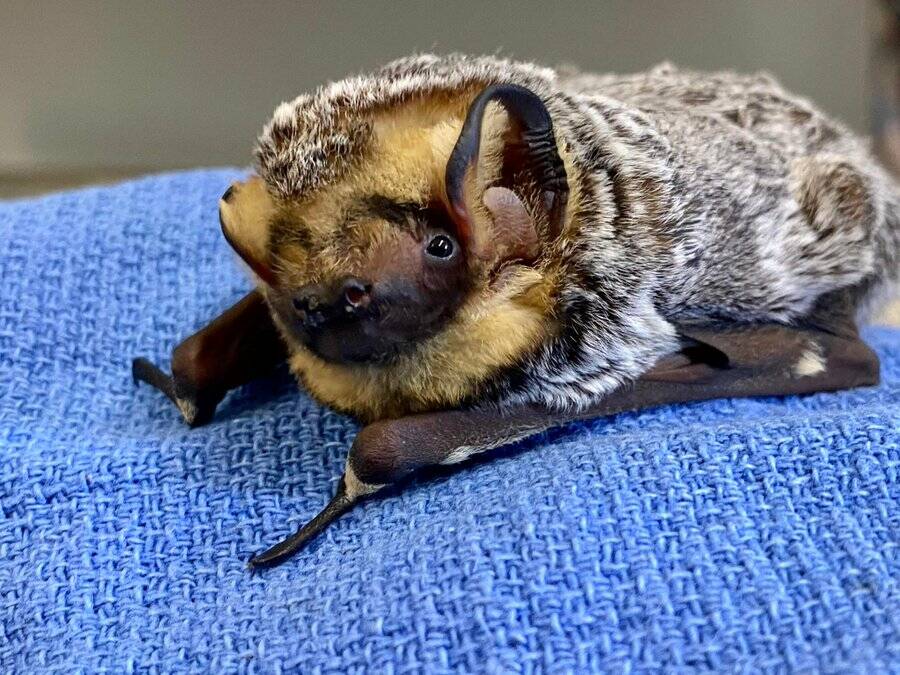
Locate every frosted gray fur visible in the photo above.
<box><xmin>256</xmin><ymin>54</ymin><xmax>900</xmax><ymax>410</ymax></box>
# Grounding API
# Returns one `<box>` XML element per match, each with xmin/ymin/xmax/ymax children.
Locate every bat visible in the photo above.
<box><xmin>132</xmin><ymin>55</ymin><xmax>899</xmax><ymax>568</ymax></box>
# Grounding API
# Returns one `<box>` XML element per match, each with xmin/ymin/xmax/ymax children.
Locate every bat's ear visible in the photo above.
<box><xmin>444</xmin><ymin>84</ymin><xmax>568</xmax><ymax>263</ymax></box>
<box><xmin>219</xmin><ymin>177</ymin><xmax>279</xmax><ymax>287</ymax></box>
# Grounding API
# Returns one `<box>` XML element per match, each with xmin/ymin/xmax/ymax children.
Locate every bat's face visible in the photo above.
<box><xmin>220</xmin><ymin>85</ymin><xmax>571</xmax><ymax>418</ymax></box>
<box><xmin>221</xmin><ymin>175</ymin><xmax>471</xmax><ymax>364</ymax></box>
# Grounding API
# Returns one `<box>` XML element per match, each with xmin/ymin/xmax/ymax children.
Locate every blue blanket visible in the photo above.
<box><xmin>1</xmin><ymin>169</ymin><xmax>899</xmax><ymax>673</ymax></box>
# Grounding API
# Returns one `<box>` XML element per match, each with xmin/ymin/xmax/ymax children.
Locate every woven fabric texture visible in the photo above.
<box><xmin>1</xmin><ymin>169</ymin><xmax>899</xmax><ymax>673</ymax></box>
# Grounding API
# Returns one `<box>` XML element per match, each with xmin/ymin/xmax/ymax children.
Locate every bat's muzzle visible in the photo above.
<box><xmin>292</xmin><ymin>277</ymin><xmax>372</xmax><ymax>330</ymax></box>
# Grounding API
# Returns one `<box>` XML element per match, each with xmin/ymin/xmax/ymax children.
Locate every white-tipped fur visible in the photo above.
<box><xmin>793</xmin><ymin>341</ymin><xmax>827</xmax><ymax>378</ymax></box>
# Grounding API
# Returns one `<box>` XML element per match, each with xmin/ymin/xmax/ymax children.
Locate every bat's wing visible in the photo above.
<box><xmin>249</xmin><ymin>289</ymin><xmax>880</xmax><ymax>568</ymax></box>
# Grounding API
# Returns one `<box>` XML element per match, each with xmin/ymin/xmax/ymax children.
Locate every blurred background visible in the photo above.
<box><xmin>1</xmin><ymin>1</ymin><xmax>895</xmax><ymax>192</ymax></box>
<box><xmin>1</xmin><ymin>0</ymin><xmax>898</xmax><ymax>319</ymax></box>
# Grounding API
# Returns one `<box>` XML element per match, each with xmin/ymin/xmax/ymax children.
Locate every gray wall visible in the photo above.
<box><xmin>1</xmin><ymin>1</ymin><xmax>872</xmax><ymax>172</ymax></box>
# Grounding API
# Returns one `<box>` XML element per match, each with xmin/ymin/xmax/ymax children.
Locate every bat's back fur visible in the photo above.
<box><xmin>561</xmin><ymin>63</ymin><xmax>899</xmax><ymax>319</ymax></box>
<box><xmin>254</xmin><ymin>54</ymin><xmax>900</xmax><ymax>412</ymax></box>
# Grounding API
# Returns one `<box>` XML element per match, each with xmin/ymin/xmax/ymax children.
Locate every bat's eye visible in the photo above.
<box><xmin>425</xmin><ymin>233</ymin><xmax>456</xmax><ymax>259</ymax></box>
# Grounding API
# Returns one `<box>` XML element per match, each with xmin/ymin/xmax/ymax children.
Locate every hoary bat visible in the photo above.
<box><xmin>132</xmin><ymin>55</ymin><xmax>900</xmax><ymax>568</ymax></box>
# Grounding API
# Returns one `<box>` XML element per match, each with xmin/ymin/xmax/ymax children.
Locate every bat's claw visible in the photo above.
<box><xmin>131</xmin><ymin>356</ymin><xmax>214</xmax><ymax>427</ymax></box>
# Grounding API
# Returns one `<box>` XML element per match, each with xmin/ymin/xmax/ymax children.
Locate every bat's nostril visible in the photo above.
<box><xmin>292</xmin><ymin>294</ymin><xmax>318</xmax><ymax>314</ymax></box>
<box><xmin>221</xmin><ymin>185</ymin><xmax>236</xmax><ymax>203</ymax></box>
<box><xmin>344</xmin><ymin>287</ymin><xmax>365</xmax><ymax>306</ymax></box>
<box><xmin>292</xmin><ymin>288</ymin><xmax>330</xmax><ymax>332</ymax></box>
<box><xmin>342</xmin><ymin>279</ymin><xmax>371</xmax><ymax>309</ymax></box>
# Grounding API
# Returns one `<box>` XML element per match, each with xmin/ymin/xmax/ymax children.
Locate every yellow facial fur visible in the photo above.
<box><xmin>223</xmin><ymin>96</ymin><xmax>565</xmax><ymax>422</ymax></box>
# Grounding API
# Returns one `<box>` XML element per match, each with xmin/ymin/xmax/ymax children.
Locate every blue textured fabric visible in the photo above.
<box><xmin>1</xmin><ymin>169</ymin><xmax>899</xmax><ymax>674</ymax></box>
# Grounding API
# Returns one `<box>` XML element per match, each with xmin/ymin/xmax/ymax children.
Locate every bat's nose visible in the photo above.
<box><xmin>292</xmin><ymin>277</ymin><xmax>372</xmax><ymax>330</ymax></box>
<box><xmin>221</xmin><ymin>184</ymin><xmax>236</xmax><ymax>203</ymax></box>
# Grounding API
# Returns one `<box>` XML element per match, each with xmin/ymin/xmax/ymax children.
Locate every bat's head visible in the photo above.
<box><xmin>219</xmin><ymin>65</ymin><xmax>571</xmax><ymax>419</ymax></box>
<box><xmin>219</xmin><ymin>173</ymin><xmax>471</xmax><ymax>367</ymax></box>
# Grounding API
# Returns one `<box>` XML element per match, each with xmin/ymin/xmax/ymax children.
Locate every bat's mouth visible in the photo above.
<box><xmin>300</xmin><ymin>310</ymin><xmax>450</xmax><ymax>365</ymax></box>
<box><xmin>301</xmin><ymin>321</ymin><xmax>403</xmax><ymax>364</ymax></box>
<box><xmin>270</xmin><ymin>288</ymin><xmax>449</xmax><ymax>366</ymax></box>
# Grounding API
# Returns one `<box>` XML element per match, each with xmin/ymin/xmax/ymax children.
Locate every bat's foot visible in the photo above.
<box><xmin>131</xmin><ymin>357</ymin><xmax>221</xmax><ymax>427</ymax></box>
